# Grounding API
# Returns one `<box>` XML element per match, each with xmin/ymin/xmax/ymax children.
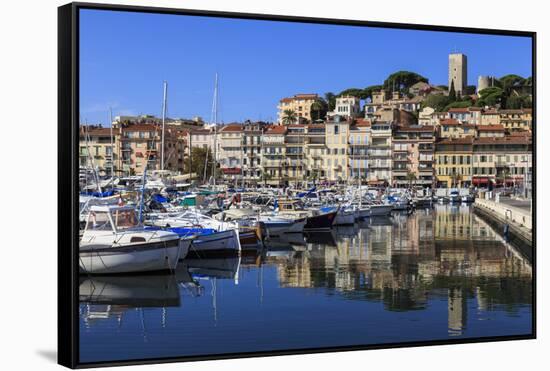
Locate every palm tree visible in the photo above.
<box><xmin>282</xmin><ymin>109</ymin><xmax>297</xmax><ymax>125</ymax></box>
<box><xmin>310</xmin><ymin>99</ymin><xmax>326</xmax><ymax>121</ymax></box>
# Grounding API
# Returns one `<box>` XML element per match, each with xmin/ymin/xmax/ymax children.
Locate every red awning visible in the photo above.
<box><xmin>472</xmin><ymin>177</ymin><xmax>490</xmax><ymax>185</ymax></box>
<box><xmin>222</xmin><ymin>167</ymin><xmax>242</xmax><ymax>175</ymax></box>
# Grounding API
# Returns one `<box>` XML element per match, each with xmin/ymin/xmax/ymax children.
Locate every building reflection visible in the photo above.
<box><xmin>262</xmin><ymin>205</ymin><xmax>532</xmax><ymax>335</ymax></box>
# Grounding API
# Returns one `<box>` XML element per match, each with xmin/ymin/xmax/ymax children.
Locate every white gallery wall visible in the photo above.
<box><xmin>0</xmin><ymin>0</ymin><xmax>546</xmax><ymax>370</ymax></box>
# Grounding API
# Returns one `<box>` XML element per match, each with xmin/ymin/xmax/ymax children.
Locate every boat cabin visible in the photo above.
<box><xmin>85</xmin><ymin>205</ymin><xmax>141</xmax><ymax>233</ymax></box>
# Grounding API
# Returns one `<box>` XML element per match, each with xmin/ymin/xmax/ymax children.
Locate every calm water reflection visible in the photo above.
<box><xmin>79</xmin><ymin>204</ymin><xmax>532</xmax><ymax>363</ymax></box>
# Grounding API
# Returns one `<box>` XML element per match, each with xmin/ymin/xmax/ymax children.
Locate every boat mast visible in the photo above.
<box><xmin>211</xmin><ymin>73</ymin><xmax>219</xmax><ymax>187</ymax></box>
<box><xmin>109</xmin><ymin>107</ymin><xmax>114</xmax><ymax>177</ymax></box>
<box><xmin>161</xmin><ymin>80</ymin><xmax>168</xmax><ymax>171</ymax></box>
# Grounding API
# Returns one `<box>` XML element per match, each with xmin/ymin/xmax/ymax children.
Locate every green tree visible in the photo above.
<box><xmin>421</xmin><ymin>94</ymin><xmax>452</xmax><ymax>112</ymax></box>
<box><xmin>183</xmin><ymin>146</ymin><xmax>214</xmax><ymax>181</ymax></box>
<box><xmin>339</xmin><ymin>88</ymin><xmax>364</xmax><ymax>98</ymax></box>
<box><xmin>444</xmin><ymin>98</ymin><xmax>473</xmax><ymax>111</ymax></box>
<box><xmin>476</xmin><ymin>87</ymin><xmax>505</xmax><ymax>107</ymax></box>
<box><xmin>499</xmin><ymin>74</ymin><xmax>526</xmax><ymax>92</ymax></box>
<box><xmin>383</xmin><ymin>71</ymin><xmax>428</xmax><ymax>94</ymax></box>
<box><xmin>281</xmin><ymin>109</ymin><xmax>297</xmax><ymax>125</ymax></box>
<box><xmin>506</xmin><ymin>94</ymin><xmax>532</xmax><ymax>109</ymax></box>
<box><xmin>324</xmin><ymin>92</ymin><xmax>336</xmax><ymax>111</ymax></box>
<box><xmin>310</xmin><ymin>98</ymin><xmax>328</xmax><ymax>121</ymax></box>
<box><xmin>362</xmin><ymin>85</ymin><xmax>383</xmax><ymax>101</ymax></box>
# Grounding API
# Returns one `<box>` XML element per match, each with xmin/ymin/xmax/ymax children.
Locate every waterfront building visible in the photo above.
<box><xmin>327</xmin><ymin>95</ymin><xmax>361</xmax><ymax>119</ymax></box>
<box><xmin>325</xmin><ymin>117</ymin><xmax>350</xmax><ymax>181</ymax></box>
<box><xmin>434</xmin><ymin>137</ymin><xmax>474</xmax><ymax>188</ymax></box>
<box><xmin>190</xmin><ymin>128</ymin><xmax>215</xmax><ymax>150</ymax></box>
<box><xmin>284</xmin><ymin>124</ymin><xmax>307</xmax><ymax>183</ymax></box>
<box><xmin>118</xmin><ymin>123</ymin><xmax>186</xmax><ymax>175</ymax></box>
<box><xmin>472</xmin><ymin>136</ymin><xmax>532</xmax><ymax>188</ymax></box>
<box><xmin>277</xmin><ymin>93</ymin><xmax>319</xmax><ymax>124</ymax></box>
<box><xmin>447</xmin><ymin>107</ymin><xmax>481</xmax><ymax>125</ymax></box>
<box><xmin>448</xmin><ymin>53</ymin><xmax>468</xmax><ymax>95</ymax></box>
<box><xmin>304</xmin><ymin>124</ymin><xmax>327</xmax><ymax>181</ymax></box>
<box><xmin>218</xmin><ymin>124</ymin><xmax>244</xmax><ymax>181</ymax></box>
<box><xmin>348</xmin><ymin>118</ymin><xmax>371</xmax><ymax>181</ymax></box>
<box><xmin>368</xmin><ymin>121</ymin><xmax>392</xmax><ymax>185</ymax></box>
<box><xmin>261</xmin><ymin>125</ymin><xmax>287</xmax><ymax>186</ymax></box>
<box><xmin>391</xmin><ymin>125</ymin><xmax>436</xmax><ymax>187</ymax></box>
<box><xmin>79</xmin><ymin>126</ymin><xmax>118</xmax><ymax>176</ymax></box>
<box><xmin>241</xmin><ymin>122</ymin><xmax>264</xmax><ymax>183</ymax></box>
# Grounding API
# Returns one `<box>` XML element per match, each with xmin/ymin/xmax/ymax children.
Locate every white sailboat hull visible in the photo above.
<box><xmin>188</xmin><ymin>229</ymin><xmax>241</xmax><ymax>254</ymax></box>
<box><xmin>79</xmin><ymin>239</ymin><xmax>189</xmax><ymax>274</ymax></box>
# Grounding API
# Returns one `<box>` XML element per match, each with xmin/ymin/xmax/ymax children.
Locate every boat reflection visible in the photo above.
<box><xmin>257</xmin><ymin>204</ymin><xmax>532</xmax><ymax>336</ymax></box>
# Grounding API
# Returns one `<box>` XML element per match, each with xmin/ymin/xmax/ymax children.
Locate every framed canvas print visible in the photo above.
<box><xmin>58</xmin><ymin>2</ymin><xmax>536</xmax><ymax>368</ymax></box>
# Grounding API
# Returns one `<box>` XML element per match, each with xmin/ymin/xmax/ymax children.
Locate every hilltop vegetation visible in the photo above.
<box><xmin>316</xmin><ymin>71</ymin><xmax>531</xmax><ymax>119</ymax></box>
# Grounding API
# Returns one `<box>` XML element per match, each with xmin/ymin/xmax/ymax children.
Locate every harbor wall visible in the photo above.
<box><xmin>473</xmin><ymin>198</ymin><xmax>532</xmax><ymax>249</ymax></box>
<box><xmin>474</xmin><ymin>198</ymin><xmax>532</xmax><ymax>230</ymax></box>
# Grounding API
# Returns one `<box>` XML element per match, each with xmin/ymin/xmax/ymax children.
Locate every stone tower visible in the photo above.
<box><xmin>448</xmin><ymin>53</ymin><xmax>468</xmax><ymax>96</ymax></box>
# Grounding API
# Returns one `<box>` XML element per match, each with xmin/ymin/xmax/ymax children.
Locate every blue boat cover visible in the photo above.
<box><xmin>152</xmin><ymin>194</ymin><xmax>169</xmax><ymax>203</ymax></box>
<box><xmin>80</xmin><ymin>189</ymin><xmax>115</xmax><ymax>197</ymax></box>
<box><xmin>297</xmin><ymin>186</ymin><xmax>317</xmax><ymax>198</ymax></box>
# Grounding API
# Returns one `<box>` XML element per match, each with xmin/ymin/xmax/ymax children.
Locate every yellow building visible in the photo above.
<box><xmin>438</xmin><ymin>119</ymin><xmax>476</xmax><ymax>139</ymax></box>
<box><xmin>79</xmin><ymin>126</ymin><xmax>118</xmax><ymax>176</ymax></box>
<box><xmin>277</xmin><ymin>93</ymin><xmax>319</xmax><ymax>124</ymax></box>
<box><xmin>325</xmin><ymin>118</ymin><xmax>350</xmax><ymax>181</ymax></box>
<box><xmin>499</xmin><ymin>109</ymin><xmax>532</xmax><ymax>132</ymax></box>
<box><xmin>435</xmin><ymin>138</ymin><xmax>473</xmax><ymax>188</ymax></box>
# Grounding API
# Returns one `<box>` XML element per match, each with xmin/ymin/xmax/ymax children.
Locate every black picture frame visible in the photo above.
<box><xmin>58</xmin><ymin>2</ymin><xmax>536</xmax><ymax>368</ymax></box>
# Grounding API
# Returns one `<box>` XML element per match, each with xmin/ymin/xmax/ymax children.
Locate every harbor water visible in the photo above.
<box><xmin>79</xmin><ymin>204</ymin><xmax>532</xmax><ymax>363</ymax></box>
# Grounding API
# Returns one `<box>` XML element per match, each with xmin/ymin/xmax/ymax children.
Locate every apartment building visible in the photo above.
<box><xmin>438</xmin><ymin>119</ymin><xmax>476</xmax><ymax>139</ymax></box>
<box><xmin>79</xmin><ymin>126</ymin><xmax>118</xmax><ymax>176</ymax></box>
<box><xmin>364</xmin><ymin>91</ymin><xmax>423</xmax><ymax>116</ymax></box>
<box><xmin>392</xmin><ymin>125</ymin><xmax>436</xmax><ymax>187</ymax></box>
<box><xmin>472</xmin><ymin>136</ymin><xmax>532</xmax><ymax>188</ymax></box>
<box><xmin>368</xmin><ymin>121</ymin><xmax>392</xmax><ymax>185</ymax></box>
<box><xmin>241</xmin><ymin>122</ymin><xmax>263</xmax><ymax>182</ymax></box>
<box><xmin>435</xmin><ymin>138</ymin><xmax>474</xmax><ymax>188</ymax></box>
<box><xmin>477</xmin><ymin>125</ymin><xmax>505</xmax><ymax>138</ymax></box>
<box><xmin>218</xmin><ymin>124</ymin><xmax>244</xmax><ymax>180</ymax></box>
<box><xmin>304</xmin><ymin>124</ymin><xmax>327</xmax><ymax>181</ymax></box>
<box><xmin>261</xmin><ymin>125</ymin><xmax>287</xmax><ymax>186</ymax></box>
<box><xmin>284</xmin><ymin>124</ymin><xmax>307</xmax><ymax>183</ymax></box>
<box><xmin>499</xmin><ymin>109</ymin><xmax>532</xmax><ymax>132</ymax></box>
<box><xmin>118</xmin><ymin>124</ymin><xmax>185</xmax><ymax>175</ymax></box>
<box><xmin>277</xmin><ymin>93</ymin><xmax>319</xmax><ymax>124</ymax></box>
<box><xmin>325</xmin><ymin>117</ymin><xmax>350</xmax><ymax>181</ymax></box>
<box><xmin>190</xmin><ymin>128</ymin><xmax>215</xmax><ymax>150</ymax></box>
<box><xmin>348</xmin><ymin>119</ymin><xmax>371</xmax><ymax>181</ymax></box>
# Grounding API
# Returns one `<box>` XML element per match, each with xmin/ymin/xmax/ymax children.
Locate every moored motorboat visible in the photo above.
<box><xmin>79</xmin><ymin>205</ymin><xmax>190</xmax><ymax>274</ymax></box>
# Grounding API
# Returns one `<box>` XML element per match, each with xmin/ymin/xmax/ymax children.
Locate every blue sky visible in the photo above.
<box><xmin>80</xmin><ymin>9</ymin><xmax>532</xmax><ymax>125</ymax></box>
